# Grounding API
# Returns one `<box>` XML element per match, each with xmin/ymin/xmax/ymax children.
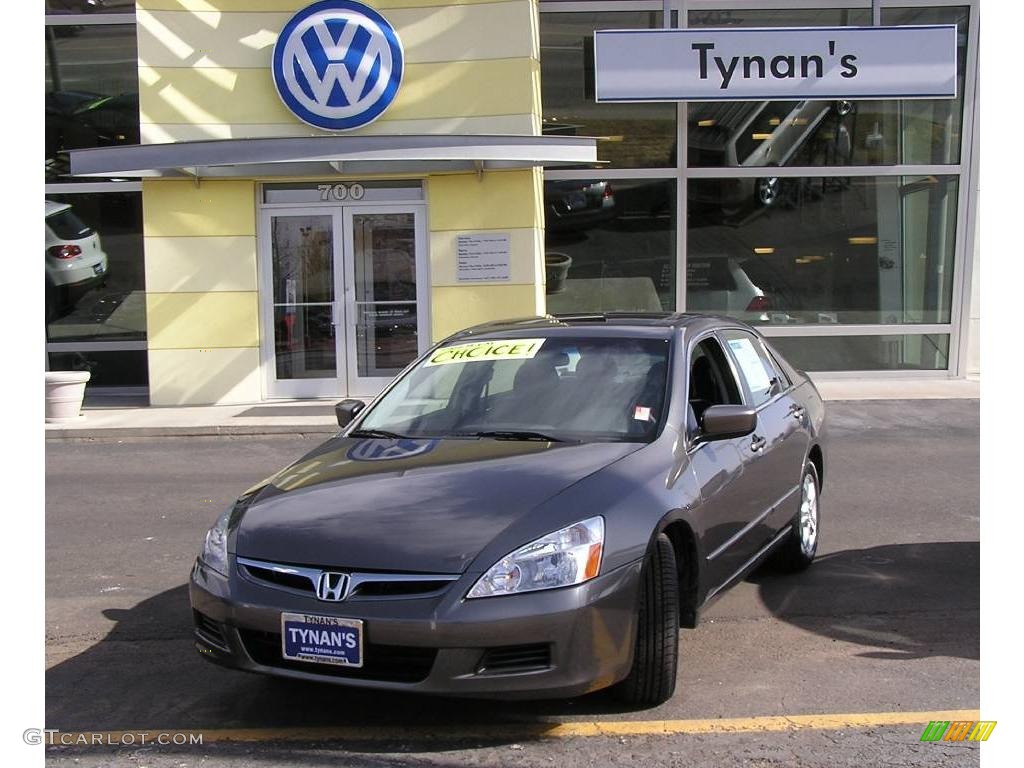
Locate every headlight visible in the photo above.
<box><xmin>200</xmin><ymin>508</ymin><xmax>232</xmax><ymax>577</ymax></box>
<box><xmin>467</xmin><ymin>517</ymin><xmax>604</xmax><ymax>598</ymax></box>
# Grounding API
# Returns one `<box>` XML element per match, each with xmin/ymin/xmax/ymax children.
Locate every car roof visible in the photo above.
<box><xmin>45</xmin><ymin>200</ymin><xmax>71</xmax><ymax>217</ymax></box>
<box><xmin>444</xmin><ymin>312</ymin><xmax>756</xmax><ymax>342</ymax></box>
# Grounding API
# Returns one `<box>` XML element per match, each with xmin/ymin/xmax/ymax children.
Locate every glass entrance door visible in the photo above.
<box><xmin>344</xmin><ymin>207</ymin><xmax>428</xmax><ymax>396</ymax></box>
<box><xmin>260</xmin><ymin>204</ymin><xmax>426</xmax><ymax>399</ymax></box>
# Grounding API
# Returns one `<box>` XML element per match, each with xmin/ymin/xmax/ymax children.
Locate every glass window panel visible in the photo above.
<box><xmin>45</xmin><ymin>191</ymin><xmax>145</xmax><ymax>342</ymax></box>
<box><xmin>541</xmin><ymin>12</ymin><xmax>676</xmax><ymax>168</ymax></box>
<box><xmin>45</xmin><ymin>24</ymin><xmax>139</xmax><ymax>181</ymax></box>
<box><xmin>687</xmin><ymin>7</ymin><xmax>968</xmax><ymax>167</ymax></box>
<box><xmin>686</xmin><ymin>175</ymin><xmax>958</xmax><ymax>325</ymax></box>
<box><xmin>545</xmin><ymin>179</ymin><xmax>676</xmax><ymax>313</ymax></box>
<box><xmin>271</xmin><ymin>216</ymin><xmax>334</xmax><ymax>304</ymax></box>
<box><xmin>768</xmin><ymin>334</ymin><xmax>950</xmax><ymax>371</ymax></box>
<box><xmin>46</xmin><ymin>2</ymin><xmax>136</xmax><ymax>15</ymax></box>
<box><xmin>273</xmin><ymin>305</ymin><xmax>337</xmax><ymax>380</ymax></box>
<box><xmin>352</xmin><ymin>213</ymin><xmax>416</xmax><ymax>302</ymax></box>
<box><xmin>355</xmin><ymin>303</ymin><xmax>418</xmax><ymax>378</ymax></box>
<box><xmin>47</xmin><ymin>350</ymin><xmax>148</xmax><ymax>388</ymax></box>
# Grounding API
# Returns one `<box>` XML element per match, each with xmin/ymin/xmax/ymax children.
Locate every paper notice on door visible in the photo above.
<box><xmin>456</xmin><ymin>233</ymin><xmax>511</xmax><ymax>282</ymax></box>
<box><xmin>727</xmin><ymin>338</ymin><xmax>773</xmax><ymax>395</ymax></box>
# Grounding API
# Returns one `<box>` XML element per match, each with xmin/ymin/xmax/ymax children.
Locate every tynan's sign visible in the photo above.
<box><xmin>272</xmin><ymin>0</ymin><xmax>404</xmax><ymax>131</ymax></box>
<box><xmin>594</xmin><ymin>26</ymin><xmax>957</xmax><ymax>102</ymax></box>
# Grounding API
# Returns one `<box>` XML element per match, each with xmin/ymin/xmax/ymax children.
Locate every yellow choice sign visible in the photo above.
<box><xmin>424</xmin><ymin>339</ymin><xmax>547</xmax><ymax>367</ymax></box>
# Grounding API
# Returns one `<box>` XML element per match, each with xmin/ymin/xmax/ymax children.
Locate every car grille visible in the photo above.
<box><xmin>477</xmin><ymin>644</ymin><xmax>553</xmax><ymax>675</ymax></box>
<box><xmin>193</xmin><ymin>610</ymin><xmax>230</xmax><ymax>652</ymax></box>
<box><xmin>236</xmin><ymin>557</ymin><xmax>459</xmax><ymax>601</ymax></box>
<box><xmin>238</xmin><ymin>629</ymin><xmax>437</xmax><ymax>684</ymax></box>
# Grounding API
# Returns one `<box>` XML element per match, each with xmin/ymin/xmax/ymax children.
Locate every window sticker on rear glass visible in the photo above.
<box><xmin>727</xmin><ymin>338</ymin><xmax>772</xmax><ymax>394</ymax></box>
<box><xmin>424</xmin><ymin>338</ymin><xmax>547</xmax><ymax>367</ymax></box>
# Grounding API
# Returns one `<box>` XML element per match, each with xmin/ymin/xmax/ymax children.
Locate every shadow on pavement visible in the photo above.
<box><xmin>46</xmin><ymin>541</ymin><xmax>978</xmax><ymax>747</ymax></box>
<box><xmin>751</xmin><ymin>541</ymin><xmax>979</xmax><ymax>661</ymax></box>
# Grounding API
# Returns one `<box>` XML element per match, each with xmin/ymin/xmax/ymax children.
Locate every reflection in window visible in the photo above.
<box><xmin>540</xmin><ymin>13</ymin><xmax>676</xmax><ymax>168</ymax></box>
<box><xmin>45</xmin><ymin>24</ymin><xmax>139</xmax><ymax>181</ymax></box>
<box><xmin>46</xmin><ymin>1</ymin><xmax>137</xmax><ymax>15</ymax></box>
<box><xmin>45</xmin><ymin>192</ymin><xmax>145</xmax><ymax>342</ymax></box>
<box><xmin>686</xmin><ymin>176</ymin><xmax>958</xmax><ymax>326</ymax></box>
<box><xmin>47</xmin><ymin>350</ymin><xmax>149</xmax><ymax>388</ymax></box>
<box><xmin>687</xmin><ymin>7</ymin><xmax>968</xmax><ymax>167</ymax></box>
<box><xmin>544</xmin><ymin>179</ymin><xmax>675</xmax><ymax>314</ymax></box>
<box><xmin>768</xmin><ymin>335</ymin><xmax>950</xmax><ymax>372</ymax></box>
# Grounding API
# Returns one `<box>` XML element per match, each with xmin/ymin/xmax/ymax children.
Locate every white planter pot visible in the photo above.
<box><xmin>45</xmin><ymin>371</ymin><xmax>91</xmax><ymax>423</ymax></box>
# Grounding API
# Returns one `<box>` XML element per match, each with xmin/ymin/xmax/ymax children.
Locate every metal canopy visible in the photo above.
<box><xmin>68</xmin><ymin>134</ymin><xmax>600</xmax><ymax>179</ymax></box>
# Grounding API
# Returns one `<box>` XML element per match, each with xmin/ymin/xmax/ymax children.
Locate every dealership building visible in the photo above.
<box><xmin>45</xmin><ymin>0</ymin><xmax>979</xmax><ymax>405</ymax></box>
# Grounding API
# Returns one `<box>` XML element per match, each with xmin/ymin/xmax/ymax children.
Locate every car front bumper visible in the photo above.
<box><xmin>189</xmin><ymin>556</ymin><xmax>642</xmax><ymax>699</ymax></box>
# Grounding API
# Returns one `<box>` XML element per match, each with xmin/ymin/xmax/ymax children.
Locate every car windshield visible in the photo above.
<box><xmin>357</xmin><ymin>336</ymin><xmax>671</xmax><ymax>442</ymax></box>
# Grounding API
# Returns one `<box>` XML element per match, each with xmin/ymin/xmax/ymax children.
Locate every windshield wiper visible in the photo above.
<box><xmin>459</xmin><ymin>430</ymin><xmax>571</xmax><ymax>443</ymax></box>
<box><xmin>347</xmin><ymin>428</ymin><xmax>410</xmax><ymax>439</ymax></box>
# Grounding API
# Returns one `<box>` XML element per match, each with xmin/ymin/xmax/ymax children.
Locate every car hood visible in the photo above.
<box><xmin>232</xmin><ymin>436</ymin><xmax>641</xmax><ymax>574</ymax></box>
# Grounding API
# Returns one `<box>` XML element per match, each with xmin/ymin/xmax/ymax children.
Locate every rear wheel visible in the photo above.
<box><xmin>614</xmin><ymin>533</ymin><xmax>679</xmax><ymax>708</ymax></box>
<box><xmin>770</xmin><ymin>461</ymin><xmax>820</xmax><ymax>572</ymax></box>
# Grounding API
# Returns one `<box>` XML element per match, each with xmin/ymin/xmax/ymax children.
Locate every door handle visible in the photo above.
<box><xmin>750</xmin><ymin>434</ymin><xmax>766</xmax><ymax>452</ymax></box>
<box><xmin>331</xmin><ymin>303</ymin><xmax>340</xmax><ymax>327</ymax></box>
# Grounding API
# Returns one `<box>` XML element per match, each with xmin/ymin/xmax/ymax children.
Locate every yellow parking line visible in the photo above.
<box><xmin>51</xmin><ymin>709</ymin><xmax>981</xmax><ymax>744</ymax></box>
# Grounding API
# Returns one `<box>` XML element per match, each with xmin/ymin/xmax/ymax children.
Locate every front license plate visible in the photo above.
<box><xmin>281</xmin><ymin>612</ymin><xmax>363</xmax><ymax>667</ymax></box>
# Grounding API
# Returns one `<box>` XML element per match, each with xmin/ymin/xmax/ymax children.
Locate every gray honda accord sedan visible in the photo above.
<box><xmin>190</xmin><ymin>313</ymin><xmax>826</xmax><ymax>707</ymax></box>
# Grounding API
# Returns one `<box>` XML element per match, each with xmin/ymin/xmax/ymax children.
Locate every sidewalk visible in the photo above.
<box><xmin>44</xmin><ymin>378</ymin><xmax>979</xmax><ymax>439</ymax></box>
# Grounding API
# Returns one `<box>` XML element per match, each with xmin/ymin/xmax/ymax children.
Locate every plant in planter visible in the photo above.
<box><xmin>545</xmin><ymin>251</ymin><xmax>573</xmax><ymax>294</ymax></box>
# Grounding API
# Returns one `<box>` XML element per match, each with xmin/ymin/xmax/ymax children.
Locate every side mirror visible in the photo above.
<box><xmin>335</xmin><ymin>399</ymin><xmax>366</xmax><ymax>428</ymax></box>
<box><xmin>699</xmin><ymin>405</ymin><xmax>757</xmax><ymax>442</ymax></box>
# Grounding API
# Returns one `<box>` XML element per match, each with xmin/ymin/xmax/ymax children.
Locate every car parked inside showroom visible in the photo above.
<box><xmin>687</xmin><ymin>99</ymin><xmax>852</xmax><ymax>215</ymax></box>
<box><xmin>45</xmin><ymin>200</ymin><xmax>109</xmax><ymax>320</ymax></box>
<box><xmin>191</xmin><ymin>312</ymin><xmax>826</xmax><ymax>707</ymax></box>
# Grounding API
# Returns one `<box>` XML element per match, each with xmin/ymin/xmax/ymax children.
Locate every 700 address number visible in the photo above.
<box><xmin>318</xmin><ymin>183</ymin><xmax>365</xmax><ymax>202</ymax></box>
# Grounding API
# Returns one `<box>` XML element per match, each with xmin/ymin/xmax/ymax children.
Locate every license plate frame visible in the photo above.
<box><xmin>280</xmin><ymin>612</ymin><xmax>364</xmax><ymax>668</ymax></box>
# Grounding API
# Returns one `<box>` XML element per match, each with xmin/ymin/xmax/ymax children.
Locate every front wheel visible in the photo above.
<box><xmin>770</xmin><ymin>461</ymin><xmax>821</xmax><ymax>572</ymax></box>
<box><xmin>756</xmin><ymin>176</ymin><xmax>781</xmax><ymax>207</ymax></box>
<box><xmin>614</xmin><ymin>533</ymin><xmax>679</xmax><ymax>708</ymax></box>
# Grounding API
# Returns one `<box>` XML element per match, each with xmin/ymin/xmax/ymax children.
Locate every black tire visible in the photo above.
<box><xmin>770</xmin><ymin>461</ymin><xmax>821</xmax><ymax>572</ymax></box>
<box><xmin>756</xmin><ymin>176</ymin><xmax>781</xmax><ymax>207</ymax></box>
<box><xmin>614</xmin><ymin>533</ymin><xmax>679</xmax><ymax>708</ymax></box>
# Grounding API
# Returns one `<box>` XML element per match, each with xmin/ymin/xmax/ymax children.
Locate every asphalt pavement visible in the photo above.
<box><xmin>43</xmin><ymin>399</ymin><xmax>980</xmax><ymax>766</ymax></box>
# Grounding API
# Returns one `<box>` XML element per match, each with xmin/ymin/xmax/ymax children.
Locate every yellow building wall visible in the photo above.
<box><xmin>135</xmin><ymin>0</ymin><xmax>541</xmax><ymax>142</ymax></box>
<box><xmin>138</xmin><ymin>0</ymin><xmax>547</xmax><ymax>403</ymax></box>
<box><xmin>426</xmin><ymin>168</ymin><xmax>545</xmax><ymax>340</ymax></box>
<box><xmin>143</xmin><ymin>179</ymin><xmax>262</xmax><ymax>405</ymax></box>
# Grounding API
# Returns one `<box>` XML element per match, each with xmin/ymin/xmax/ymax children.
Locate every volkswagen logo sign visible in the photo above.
<box><xmin>272</xmin><ymin>0</ymin><xmax>404</xmax><ymax>131</ymax></box>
